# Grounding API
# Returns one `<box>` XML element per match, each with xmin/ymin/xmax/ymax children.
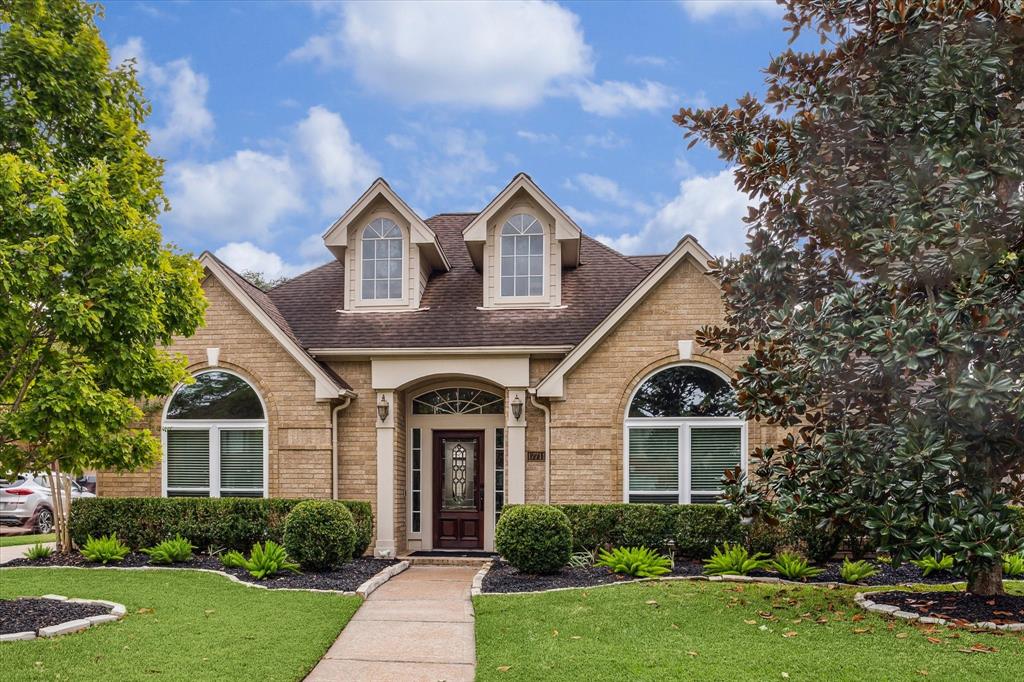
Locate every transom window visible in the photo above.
<box><xmin>412</xmin><ymin>388</ymin><xmax>504</xmax><ymax>415</ymax></box>
<box><xmin>625</xmin><ymin>365</ymin><xmax>744</xmax><ymax>504</ymax></box>
<box><xmin>163</xmin><ymin>370</ymin><xmax>267</xmax><ymax>498</ymax></box>
<box><xmin>500</xmin><ymin>213</ymin><xmax>544</xmax><ymax>297</ymax></box>
<box><xmin>361</xmin><ymin>218</ymin><xmax>404</xmax><ymax>300</ymax></box>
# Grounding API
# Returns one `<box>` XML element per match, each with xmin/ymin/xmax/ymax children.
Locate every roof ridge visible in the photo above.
<box><xmin>268</xmin><ymin>259</ymin><xmax>337</xmax><ymax>292</ymax></box>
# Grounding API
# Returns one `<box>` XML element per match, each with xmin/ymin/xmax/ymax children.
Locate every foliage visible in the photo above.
<box><xmin>242</xmin><ymin>541</ymin><xmax>300</xmax><ymax>580</ymax></box>
<box><xmin>838</xmin><ymin>559</ymin><xmax>879</xmax><ymax>585</ymax></box>
<box><xmin>678</xmin><ymin>1</ymin><xmax>1024</xmax><ymax>595</ymax></box>
<box><xmin>495</xmin><ymin>505</ymin><xmax>573</xmax><ymax>575</ymax></box>
<box><xmin>141</xmin><ymin>535</ymin><xmax>194</xmax><ymax>564</ymax></box>
<box><xmin>911</xmin><ymin>555</ymin><xmax>954</xmax><ymax>577</ymax></box>
<box><xmin>25</xmin><ymin>542</ymin><xmax>53</xmax><ymax>560</ymax></box>
<box><xmin>282</xmin><ymin>500</ymin><xmax>356</xmax><ymax>571</ymax></box>
<box><xmin>80</xmin><ymin>534</ymin><xmax>130</xmax><ymax>564</ymax></box>
<box><xmin>0</xmin><ymin>0</ymin><xmax>207</xmax><ymax>552</ymax></box>
<box><xmin>703</xmin><ymin>542</ymin><xmax>771</xmax><ymax>576</ymax></box>
<box><xmin>783</xmin><ymin>515</ymin><xmax>845</xmax><ymax>564</ymax></box>
<box><xmin>241</xmin><ymin>270</ymin><xmax>289</xmax><ymax>292</ymax></box>
<box><xmin>875</xmin><ymin>554</ymin><xmax>894</xmax><ymax>566</ymax></box>
<box><xmin>595</xmin><ymin>546</ymin><xmax>672</xmax><ymax>578</ymax></box>
<box><xmin>1003</xmin><ymin>553</ymin><xmax>1024</xmax><ymax>577</ymax></box>
<box><xmin>220</xmin><ymin>550</ymin><xmax>247</xmax><ymax>569</ymax></box>
<box><xmin>567</xmin><ymin>550</ymin><xmax>594</xmax><ymax>569</ymax></box>
<box><xmin>771</xmin><ymin>551</ymin><xmax>824</xmax><ymax>581</ymax></box>
<box><xmin>68</xmin><ymin>497</ymin><xmax>373</xmax><ymax>554</ymax></box>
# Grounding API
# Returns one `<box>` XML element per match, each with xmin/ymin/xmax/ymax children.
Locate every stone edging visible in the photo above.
<box><xmin>356</xmin><ymin>560</ymin><xmax>409</xmax><ymax>599</ymax></box>
<box><xmin>853</xmin><ymin>590</ymin><xmax>1024</xmax><ymax>632</ymax></box>
<box><xmin>0</xmin><ymin>595</ymin><xmax>126</xmax><ymax>642</ymax></box>
<box><xmin>469</xmin><ymin>561</ymin><xmax>493</xmax><ymax>597</ymax></box>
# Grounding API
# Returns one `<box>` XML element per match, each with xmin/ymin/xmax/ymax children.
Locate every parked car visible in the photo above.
<box><xmin>0</xmin><ymin>473</ymin><xmax>95</xmax><ymax>533</ymax></box>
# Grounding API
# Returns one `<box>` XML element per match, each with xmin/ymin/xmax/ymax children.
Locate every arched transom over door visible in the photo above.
<box><xmin>163</xmin><ymin>370</ymin><xmax>268</xmax><ymax>498</ymax></box>
<box><xmin>624</xmin><ymin>364</ymin><xmax>745</xmax><ymax>504</ymax></box>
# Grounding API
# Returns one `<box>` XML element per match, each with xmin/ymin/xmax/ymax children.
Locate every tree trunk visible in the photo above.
<box><xmin>967</xmin><ymin>562</ymin><xmax>1004</xmax><ymax>596</ymax></box>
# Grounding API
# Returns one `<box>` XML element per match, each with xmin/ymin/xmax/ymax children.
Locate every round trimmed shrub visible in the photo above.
<box><xmin>495</xmin><ymin>505</ymin><xmax>572</xmax><ymax>574</ymax></box>
<box><xmin>283</xmin><ymin>500</ymin><xmax>356</xmax><ymax>570</ymax></box>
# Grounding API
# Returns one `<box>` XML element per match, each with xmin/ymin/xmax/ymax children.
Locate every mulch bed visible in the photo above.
<box><xmin>0</xmin><ymin>598</ymin><xmax>110</xmax><ymax>635</ymax></box>
<box><xmin>812</xmin><ymin>561</ymin><xmax>961</xmax><ymax>586</ymax></box>
<box><xmin>867</xmin><ymin>590</ymin><xmax>1024</xmax><ymax>626</ymax></box>
<box><xmin>481</xmin><ymin>559</ymin><xmax>704</xmax><ymax>593</ymax></box>
<box><xmin>4</xmin><ymin>553</ymin><xmax>399</xmax><ymax>592</ymax></box>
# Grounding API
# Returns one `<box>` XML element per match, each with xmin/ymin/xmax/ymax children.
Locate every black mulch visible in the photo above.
<box><xmin>813</xmin><ymin>562</ymin><xmax>961</xmax><ymax>586</ymax></box>
<box><xmin>867</xmin><ymin>590</ymin><xmax>1024</xmax><ymax>625</ymax></box>
<box><xmin>0</xmin><ymin>598</ymin><xmax>110</xmax><ymax>635</ymax></box>
<box><xmin>4</xmin><ymin>553</ymin><xmax>399</xmax><ymax>592</ymax></box>
<box><xmin>481</xmin><ymin>559</ymin><xmax>705</xmax><ymax>594</ymax></box>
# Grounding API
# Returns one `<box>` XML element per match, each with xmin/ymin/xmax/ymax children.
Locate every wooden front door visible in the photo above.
<box><xmin>433</xmin><ymin>430</ymin><xmax>484</xmax><ymax>550</ymax></box>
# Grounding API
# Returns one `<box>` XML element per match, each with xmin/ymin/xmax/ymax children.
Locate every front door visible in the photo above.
<box><xmin>433</xmin><ymin>430</ymin><xmax>484</xmax><ymax>549</ymax></box>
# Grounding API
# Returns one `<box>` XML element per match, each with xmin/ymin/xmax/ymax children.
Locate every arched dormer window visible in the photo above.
<box><xmin>499</xmin><ymin>213</ymin><xmax>544</xmax><ymax>298</ymax></box>
<box><xmin>163</xmin><ymin>370</ymin><xmax>267</xmax><ymax>498</ymax></box>
<box><xmin>624</xmin><ymin>364</ymin><xmax>745</xmax><ymax>505</ymax></box>
<box><xmin>361</xmin><ymin>218</ymin><xmax>404</xmax><ymax>300</ymax></box>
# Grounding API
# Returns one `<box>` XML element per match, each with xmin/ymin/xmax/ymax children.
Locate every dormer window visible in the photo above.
<box><xmin>361</xmin><ymin>218</ymin><xmax>403</xmax><ymax>300</ymax></box>
<box><xmin>500</xmin><ymin>213</ymin><xmax>544</xmax><ymax>297</ymax></box>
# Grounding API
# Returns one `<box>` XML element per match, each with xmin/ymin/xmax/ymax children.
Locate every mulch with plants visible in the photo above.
<box><xmin>5</xmin><ymin>553</ymin><xmax>400</xmax><ymax>592</ymax></box>
<box><xmin>813</xmin><ymin>561</ymin><xmax>962</xmax><ymax>586</ymax></box>
<box><xmin>867</xmin><ymin>590</ymin><xmax>1024</xmax><ymax>626</ymax></box>
<box><xmin>482</xmin><ymin>559</ymin><xmax>705</xmax><ymax>593</ymax></box>
<box><xmin>0</xmin><ymin>597</ymin><xmax>111</xmax><ymax>635</ymax></box>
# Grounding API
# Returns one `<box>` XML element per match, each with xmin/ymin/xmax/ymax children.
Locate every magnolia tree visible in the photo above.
<box><xmin>0</xmin><ymin>0</ymin><xmax>206</xmax><ymax>549</ymax></box>
<box><xmin>677</xmin><ymin>0</ymin><xmax>1024</xmax><ymax>595</ymax></box>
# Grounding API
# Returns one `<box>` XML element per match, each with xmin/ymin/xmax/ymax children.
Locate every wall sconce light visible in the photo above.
<box><xmin>510</xmin><ymin>394</ymin><xmax>523</xmax><ymax>421</ymax></box>
<box><xmin>377</xmin><ymin>394</ymin><xmax>390</xmax><ymax>423</ymax></box>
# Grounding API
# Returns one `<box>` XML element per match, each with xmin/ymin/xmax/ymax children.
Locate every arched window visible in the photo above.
<box><xmin>163</xmin><ymin>370</ymin><xmax>267</xmax><ymax>498</ymax></box>
<box><xmin>624</xmin><ymin>364</ymin><xmax>744</xmax><ymax>505</ymax></box>
<box><xmin>500</xmin><ymin>213</ymin><xmax>544</xmax><ymax>297</ymax></box>
<box><xmin>412</xmin><ymin>387</ymin><xmax>504</xmax><ymax>415</ymax></box>
<box><xmin>362</xmin><ymin>218</ymin><xmax>404</xmax><ymax>300</ymax></box>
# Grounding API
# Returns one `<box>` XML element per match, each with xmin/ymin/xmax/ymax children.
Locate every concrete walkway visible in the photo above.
<box><xmin>0</xmin><ymin>541</ymin><xmax>57</xmax><ymax>565</ymax></box>
<box><xmin>306</xmin><ymin>565</ymin><xmax>478</xmax><ymax>682</ymax></box>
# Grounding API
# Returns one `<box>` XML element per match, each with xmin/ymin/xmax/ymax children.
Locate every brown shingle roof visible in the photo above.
<box><xmin>266</xmin><ymin>213</ymin><xmax>657</xmax><ymax>349</ymax></box>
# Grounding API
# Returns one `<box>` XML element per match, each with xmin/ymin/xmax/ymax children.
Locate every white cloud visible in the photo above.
<box><xmin>573</xmin><ymin>173</ymin><xmax>650</xmax><ymax>213</ymax></box>
<box><xmin>166</xmin><ymin>151</ymin><xmax>303</xmax><ymax>241</ymax></box>
<box><xmin>408</xmin><ymin>127</ymin><xmax>496</xmax><ymax>203</ymax></box>
<box><xmin>582</xmin><ymin>131</ymin><xmax>628</xmax><ymax>149</ymax></box>
<box><xmin>292</xmin><ymin>1</ymin><xmax>592</xmax><ymax>109</ymax></box>
<box><xmin>679</xmin><ymin>0</ymin><xmax>783</xmax><ymax>21</ymax></box>
<box><xmin>626</xmin><ymin>54</ymin><xmax>668</xmax><ymax>67</ymax></box>
<box><xmin>295</xmin><ymin>106</ymin><xmax>380</xmax><ymax>216</ymax></box>
<box><xmin>597</xmin><ymin>168</ymin><xmax>749</xmax><ymax>256</ymax></box>
<box><xmin>570</xmin><ymin>79</ymin><xmax>674</xmax><ymax>117</ymax></box>
<box><xmin>111</xmin><ymin>38</ymin><xmax>213</xmax><ymax>152</ymax></box>
<box><xmin>564</xmin><ymin>205</ymin><xmax>635</xmax><ymax>232</ymax></box>
<box><xmin>214</xmin><ymin>241</ymin><xmax>324</xmax><ymax>280</ymax></box>
<box><xmin>385</xmin><ymin>133</ymin><xmax>417</xmax><ymax>151</ymax></box>
<box><xmin>517</xmin><ymin>130</ymin><xmax>559</xmax><ymax>144</ymax></box>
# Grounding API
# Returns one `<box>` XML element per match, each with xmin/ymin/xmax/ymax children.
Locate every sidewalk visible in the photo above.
<box><xmin>0</xmin><ymin>542</ymin><xmax>57</xmax><ymax>565</ymax></box>
<box><xmin>306</xmin><ymin>565</ymin><xmax>478</xmax><ymax>682</ymax></box>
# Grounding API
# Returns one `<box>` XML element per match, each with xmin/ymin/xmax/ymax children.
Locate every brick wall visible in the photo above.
<box><xmin>329</xmin><ymin>360</ymin><xmax>378</xmax><ymax>513</ymax></box>
<box><xmin>525</xmin><ymin>358</ymin><xmax>557</xmax><ymax>503</ymax></box>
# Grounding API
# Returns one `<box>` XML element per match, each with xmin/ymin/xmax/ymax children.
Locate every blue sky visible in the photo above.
<box><xmin>100</xmin><ymin>0</ymin><xmax>803</xmax><ymax>278</ymax></box>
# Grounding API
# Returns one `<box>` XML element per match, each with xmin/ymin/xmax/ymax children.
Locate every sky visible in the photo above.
<box><xmin>99</xmin><ymin>0</ymin><xmax>807</xmax><ymax>279</ymax></box>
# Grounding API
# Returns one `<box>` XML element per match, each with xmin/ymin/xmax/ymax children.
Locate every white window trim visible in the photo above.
<box><xmin>161</xmin><ymin>370</ymin><xmax>269</xmax><ymax>499</ymax></box>
<box><xmin>493</xmin><ymin>211</ymin><xmax>549</xmax><ymax>306</ymax></box>
<box><xmin>354</xmin><ymin>212</ymin><xmax>410</xmax><ymax>309</ymax></box>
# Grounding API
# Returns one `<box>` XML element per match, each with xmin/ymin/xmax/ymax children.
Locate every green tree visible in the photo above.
<box><xmin>677</xmin><ymin>0</ymin><xmax>1024</xmax><ymax>595</ymax></box>
<box><xmin>241</xmin><ymin>270</ymin><xmax>288</xmax><ymax>292</ymax></box>
<box><xmin>0</xmin><ymin>0</ymin><xmax>206</xmax><ymax>550</ymax></box>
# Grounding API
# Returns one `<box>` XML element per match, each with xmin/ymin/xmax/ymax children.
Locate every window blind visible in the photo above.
<box><xmin>690</xmin><ymin>427</ymin><xmax>741</xmax><ymax>494</ymax></box>
<box><xmin>220</xmin><ymin>429</ymin><xmax>264</xmax><ymax>492</ymax></box>
<box><xmin>628</xmin><ymin>428</ymin><xmax>679</xmax><ymax>492</ymax></box>
<box><xmin>166</xmin><ymin>430</ymin><xmax>210</xmax><ymax>490</ymax></box>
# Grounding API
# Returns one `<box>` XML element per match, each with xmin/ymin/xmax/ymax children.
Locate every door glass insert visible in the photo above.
<box><xmin>441</xmin><ymin>438</ymin><xmax>477</xmax><ymax>511</ymax></box>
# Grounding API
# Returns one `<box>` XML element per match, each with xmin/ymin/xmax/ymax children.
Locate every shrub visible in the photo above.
<box><xmin>703</xmin><ymin>543</ymin><xmax>771</xmax><ymax>576</ymax></box>
<box><xmin>221</xmin><ymin>549</ymin><xmax>247</xmax><ymax>569</ymax></box>
<box><xmin>25</xmin><ymin>543</ymin><xmax>52</xmax><ymax>560</ymax></box>
<box><xmin>783</xmin><ymin>515</ymin><xmax>844</xmax><ymax>564</ymax></box>
<box><xmin>839</xmin><ymin>559</ymin><xmax>878</xmax><ymax>584</ymax></box>
<box><xmin>69</xmin><ymin>497</ymin><xmax>373</xmax><ymax>553</ymax></box>
<box><xmin>771</xmin><ymin>551</ymin><xmax>823</xmax><ymax>581</ymax></box>
<box><xmin>912</xmin><ymin>555</ymin><xmax>954</xmax><ymax>577</ymax></box>
<box><xmin>81</xmin><ymin>534</ymin><xmax>130</xmax><ymax>564</ymax></box>
<box><xmin>142</xmin><ymin>535</ymin><xmax>194</xmax><ymax>564</ymax></box>
<box><xmin>744</xmin><ymin>517</ymin><xmax>788</xmax><ymax>556</ymax></box>
<box><xmin>1002</xmin><ymin>553</ymin><xmax>1024</xmax><ymax>577</ymax></box>
<box><xmin>283</xmin><ymin>500</ymin><xmax>356</xmax><ymax>571</ymax></box>
<box><xmin>243</xmin><ymin>541</ymin><xmax>300</xmax><ymax>580</ymax></box>
<box><xmin>673</xmin><ymin>505</ymin><xmax>744</xmax><ymax>558</ymax></box>
<box><xmin>495</xmin><ymin>505</ymin><xmax>572</xmax><ymax>574</ymax></box>
<box><xmin>596</xmin><ymin>546</ymin><xmax>672</xmax><ymax>578</ymax></box>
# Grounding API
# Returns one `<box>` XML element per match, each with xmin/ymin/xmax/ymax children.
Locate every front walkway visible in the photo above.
<box><xmin>306</xmin><ymin>565</ymin><xmax>478</xmax><ymax>682</ymax></box>
<box><xmin>0</xmin><ymin>542</ymin><xmax>57</xmax><ymax>565</ymax></box>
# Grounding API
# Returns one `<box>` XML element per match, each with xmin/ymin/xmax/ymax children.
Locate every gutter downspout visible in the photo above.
<box><xmin>331</xmin><ymin>396</ymin><xmax>352</xmax><ymax>500</ymax></box>
<box><xmin>528</xmin><ymin>392</ymin><xmax>551</xmax><ymax>504</ymax></box>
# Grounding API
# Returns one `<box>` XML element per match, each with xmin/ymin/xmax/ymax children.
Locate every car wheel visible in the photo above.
<box><xmin>35</xmin><ymin>508</ymin><xmax>54</xmax><ymax>534</ymax></box>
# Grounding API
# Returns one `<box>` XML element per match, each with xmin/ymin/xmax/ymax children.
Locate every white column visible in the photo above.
<box><xmin>374</xmin><ymin>390</ymin><xmax>397</xmax><ymax>558</ymax></box>
<box><xmin>506</xmin><ymin>388</ymin><xmax>527</xmax><ymax>505</ymax></box>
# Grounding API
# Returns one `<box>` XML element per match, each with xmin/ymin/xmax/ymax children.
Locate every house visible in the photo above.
<box><xmin>99</xmin><ymin>173</ymin><xmax>780</xmax><ymax>556</ymax></box>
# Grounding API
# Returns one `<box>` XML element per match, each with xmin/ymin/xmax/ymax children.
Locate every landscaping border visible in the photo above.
<box><xmin>0</xmin><ymin>595</ymin><xmax>126</xmax><ymax>642</ymax></box>
<box><xmin>355</xmin><ymin>560</ymin><xmax>409</xmax><ymax>599</ymax></box>
<box><xmin>853</xmin><ymin>590</ymin><xmax>1024</xmax><ymax>632</ymax></box>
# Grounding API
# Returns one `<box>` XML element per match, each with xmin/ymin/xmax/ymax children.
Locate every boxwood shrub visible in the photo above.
<box><xmin>70</xmin><ymin>497</ymin><xmax>373</xmax><ymax>555</ymax></box>
<box><xmin>283</xmin><ymin>500</ymin><xmax>356</xmax><ymax>570</ymax></box>
<box><xmin>495</xmin><ymin>504</ymin><xmax>573</xmax><ymax>574</ymax></box>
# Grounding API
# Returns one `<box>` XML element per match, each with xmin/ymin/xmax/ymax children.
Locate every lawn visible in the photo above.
<box><xmin>0</xmin><ymin>567</ymin><xmax>360</xmax><ymax>681</ymax></box>
<box><xmin>0</xmin><ymin>533</ymin><xmax>55</xmax><ymax>548</ymax></box>
<box><xmin>475</xmin><ymin>580</ymin><xmax>1024</xmax><ymax>681</ymax></box>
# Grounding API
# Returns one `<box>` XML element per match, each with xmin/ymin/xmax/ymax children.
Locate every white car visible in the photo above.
<box><xmin>0</xmin><ymin>474</ymin><xmax>95</xmax><ymax>533</ymax></box>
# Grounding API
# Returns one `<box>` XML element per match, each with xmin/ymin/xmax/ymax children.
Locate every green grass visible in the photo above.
<box><xmin>0</xmin><ymin>567</ymin><xmax>360</xmax><ymax>681</ymax></box>
<box><xmin>475</xmin><ymin>580</ymin><xmax>1024</xmax><ymax>681</ymax></box>
<box><xmin>0</xmin><ymin>533</ymin><xmax>55</xmax><ymax>547</ymax></box>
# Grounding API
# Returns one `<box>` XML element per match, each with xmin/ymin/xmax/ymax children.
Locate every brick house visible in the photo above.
<box><xmin>99</xmin><ymin>173</ymin><xmax>779</xmax><ymax>557</ymax></box>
